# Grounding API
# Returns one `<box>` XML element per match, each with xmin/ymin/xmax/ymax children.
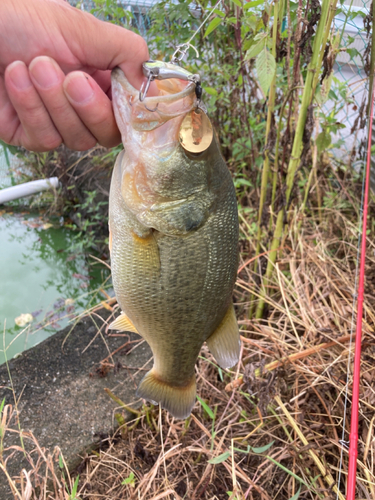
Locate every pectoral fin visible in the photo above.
<box><xmin>206</xmin><ymin>303</ymin><xmax>240</xmax><ymax>369</ymax></box>
<box><xmin>108</xmin><ymin>312</ymin><xmax>139</xmax><ymax>334</ymax></box>
<box><xmin>131</xmin><ymin>229</ymin><xmax>160</xmax><ymax>274</ymax></box>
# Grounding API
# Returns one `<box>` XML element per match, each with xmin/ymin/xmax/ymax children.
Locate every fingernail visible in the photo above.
<box><xmin>64</xmin><ymin>73</ymin><xmax>94</xmax><ymax>104</ymax></box>
<box><xmin>7</xmin><ymin>61</ymin><xmax>32</xmax><ymax>91</ymax></box>
<box><xmin>30</xmin><ymin>57</ymin><xmax>59</xmax><ymax>89</ymax></box>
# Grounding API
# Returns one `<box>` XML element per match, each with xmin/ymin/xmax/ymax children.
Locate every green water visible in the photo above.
<box><xmin>0</xmin><ymin>144</ymin><xmax>112</xmax><ymax>363</ymax></box>
<box><xmin>0</xmin><ymin>214</ymin><xmax>109</xmax><ymax>363</ymax></box>
<box><xmin>0</xmin><ymin>213</ymin><xmax>111</xmax><ymax>363</ymax></box>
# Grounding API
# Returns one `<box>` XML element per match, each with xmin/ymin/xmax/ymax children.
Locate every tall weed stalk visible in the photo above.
<box><xmin>255</xmin><ymin>0</ymin><xmax>339</xmax><ymax>318</ymax></box>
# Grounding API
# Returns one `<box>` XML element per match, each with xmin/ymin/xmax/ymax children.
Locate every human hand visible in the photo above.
<box><xmin>0</xmin><ymin>0</ymin><xmax>149</xmax><ymax>151</ymax></box>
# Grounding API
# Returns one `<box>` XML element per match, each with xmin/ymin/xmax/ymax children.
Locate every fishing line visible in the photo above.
<box><xmin>335</xmin><ymin>75</ymin><xmax>375</xmax><ymax>499</ymax></box>
<box><xmin>171</xmin><ymin>0</ymin><xmax>223</xmax><ymax>63</ymax></box>
<box><xmin>335</xmin><ymin>150</ymin><xmax>365</xmax><ymax>499</ymax></box>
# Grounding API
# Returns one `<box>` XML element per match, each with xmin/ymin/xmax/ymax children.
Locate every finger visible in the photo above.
<box><xmin>29</xmin><ymin>56</ymin><xmax>97</xmax><ymax>151</ymax></box>
<box><xmin>4</xmin><ymin>61</ymin><xmax>62</xmax><ymax>151</ymax></box>
<box><xmin>90</xmin><ymin>69</ymin><xmax>111</xmax><ymax>95</ymax></box>
<box><xmin>63</xmin><ymin>71</ymin><xmax>121</xmax><ymax>149</ymax></box>
<box><xmin>62</xmin><ymin>10</ymin><xmax>150</xmax><ymax>89</ymax></box>
<box><xmin>0</xmin><ymin>75</ymin><xmax>20</xmax><ymax>146</ymax></box>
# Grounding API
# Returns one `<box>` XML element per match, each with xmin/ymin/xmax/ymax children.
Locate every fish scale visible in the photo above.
<box><xmin>108</xmin><ymin>67</ymin><xmax>240</xmax><ymax>419</ymax></box>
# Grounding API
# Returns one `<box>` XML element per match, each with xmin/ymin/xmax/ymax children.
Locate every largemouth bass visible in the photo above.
<box><xmin>109</xmin><ymin>65</ymin><xmax>240</xmax><ymax>419</ymax></box>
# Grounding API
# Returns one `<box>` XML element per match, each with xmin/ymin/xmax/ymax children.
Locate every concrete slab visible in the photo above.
<box><xmin>0</xmin><ymin>313</ymin><xmax>152</xmax><ymax>499</ymax></box>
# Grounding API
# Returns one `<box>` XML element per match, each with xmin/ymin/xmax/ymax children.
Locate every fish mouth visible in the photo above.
<box><xmin>112</xmin><ymin>67</ymin><xmax>197</xmax><ymax>150</ymax></box>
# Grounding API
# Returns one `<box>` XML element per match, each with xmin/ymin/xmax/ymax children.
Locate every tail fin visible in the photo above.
<box><xmin>136</xmin><ymin>370</ymin><xmax>196</xmax><ymax>419</ymax></box>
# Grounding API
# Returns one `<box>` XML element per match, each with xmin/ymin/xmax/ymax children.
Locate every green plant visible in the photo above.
<box><xmin>11</xmin><ymin>0</ymin><xmax>365</xmax><ymax>325</ymax></box>
<box><xmin>0</xmin><ymin>140</ymin><xmax>19</xmax><ymax>168</ymax></box>
<box><xmin>139</xmin><ymin>0</ymin><xmax>360</xmax><ymax>321</ymax></box>
<box><xmin>197</xmin><ymin>395</ymin><xmax>218</xmax><ymax>451</ymax></box>
<box><xmin>121</xmin><ymin>471</ymin><xmax>136</xmax><ymax>487</ymax></box>
<box><xmin>59</xmin><ymin>454</ymin><xmax>80</xmax><ymax>499</ymax></box>
<box><xmin>88</xmin><ymin>0</ymin><xmax>133</xmax><ymax>25</ymax></box>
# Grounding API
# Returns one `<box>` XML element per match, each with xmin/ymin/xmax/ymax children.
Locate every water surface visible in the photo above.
<box><xmin>0</xmin><ymin>211</ymin><xmax>110</xmax><ymax>363</ymax></box>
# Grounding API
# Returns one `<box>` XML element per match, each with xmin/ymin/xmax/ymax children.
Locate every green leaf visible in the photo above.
<box><xmin>266</xmin><ymin>455</ymin><xmax>308</xmax><ymax>486</ymax></box>
<box><xmin>316</xmin><ymin>131</ymin><xmax>331</xmax><ymax>152</ymax></box>
<box><xmin>245</xmin><ymin>14</ymin><xmax>259</xmax><ymax>30</ymax></box>
<box><xmin>245</xmin><ymin>33</ymin><xmax>267</xmax><ymax>59</ymax></box>
<box><xmin>208</xmin><ymin>451</ymin><xmax>231</xmax><ymax>464</ymax></box>
<box><xmin>197</xmin><ymin>395</ymin><xmax>215</xmax><ymax>419</ymax></box>
<box><xmin>204</xmin><ymin>87</ymin><xmax>218</xmax><ymax>96</ymax></box>
<box><xmin>231</xmin><ymin>0</ymin><xmax>242</xmax><ymax>6</ymax></box>
<box><xmin>59</xmin><ymin>455</ymin><xmax>64</xmax><ymax>469</ymax></box>
<box><xmin>243</xmin><ymin>38</ymin><xmax>252</xmax><ymax>51</ymax></box>
<box><xmin>204</xmin><ymin>17</ymin><xmax>223</xmax><ymax>37</ymax></box>
<box><xmin>289</xmin><ymin>487</ymin><xmax>301</xmax><ymax>500</ymax></box>
<box><xmin>0</xmin><ymin>139</ymin><xmax>19</xmax><ymax>156</ymax></box>
<box><xmin>122</xmin><ymin>472</ymin><xmax>135</xmax><ymax>485</ymax></box>
<box><xmin>245</xmin><ymin>38</ymin><xmax>266</xmax><ymax>59</ymax></box>
<box><xmin>244</xmin><ymin>0</ymin><xmax>265</xmax><ymax>9</ymax></box>
<box><xmin>346</xmin><ymin>48</ymin><xmax>360</xmax><ymax>60</ymax></box>
<box><xmin>251</xmin><ymin>440</ymin><xmax>274</xmax><ymax>453</ymax></box>
<box><xmin>70</xmin><ymin>475</ymin><xmax>79</xmax><ymax>498</ymax></box>
<box><xmin>227</xmin><ymin>16</ymin><xmax>237</xmax><ymax>24</ymax></box>
<box><xmin>213</xmin><ymin>9</ymin><xmax>225</xmax><ymax>17</ymax></box>
<box><xmin>235</xmin><ymin>178</ymin><xmax>252</xmax><ymax>188</ymax></box>
<box><xmin>347</xmin><ymin>35</ymin><xmax>355</xmax><ymax>45</ymax></box>
<box><xmin>0</xmin><ymin>398</ymin><xmax>5</xmax><ymax>415</ymax></box>
<box><xmin>254</xmin><ymin>31</ymin><xmax>267</xmax><ymax>41</ymax></box>
<box><xmin>256</xmin><ymin>47</ymin><xmax>276</xmax><ymax>96</ymax></box>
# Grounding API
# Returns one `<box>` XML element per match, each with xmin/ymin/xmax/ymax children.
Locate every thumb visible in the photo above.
<box><xmin>63</xmin><ymin>7</ymin><xmax>149</xmax><ymax>90</ymax></box>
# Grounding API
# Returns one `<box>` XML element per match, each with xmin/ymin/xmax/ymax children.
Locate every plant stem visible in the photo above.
<box><xmin>225</xmin><ymin>331</ymin><xmax>355</xmax><ymax>392</ymax></box>
<box><xmin>255</xmin><ymin>0</ymin><xmax>338</xmax><ymax>319</ymax></box>
<box><xmin>311</xmin><ymin>0</ymin><xmax>338</xmax><ymax>93</ymax></box>
<box><xmin>269</xmin><ymin>0</ymin><xmax>287</xmax><ymax>231</ymax></box>
<box><xmin>250</xmin><ymin>0</ymin><xmax>280</xmax><ymax>318</ymax></box>
<box><xmin>270</xmin><ymin>85</ymin><xmax>304</xmax><ymax>229</ymax></box>
<box><xmin>298</xmin><ymin>114</ymin><xmax>319</xmax><ymax>231</ymax></box>
<box><xmin>275</xmin><ymin>395</ymin><xmax>345</xmax><ymax>500</ymax></box>
<box><xmin>104</xmin><ymin>388</ymin><xmax>141</xmax><ymax>417</ymax></box>
<box><xmin>285</xmin><ymin>0</ymin><xmax>332</xmax><ymax>202</ymax></box>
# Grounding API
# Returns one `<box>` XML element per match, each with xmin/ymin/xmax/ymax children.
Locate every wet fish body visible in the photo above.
<box><xmin>109</xmin><ymin>67</ymin><xmax>240</xmax><ymax>418</ymax></box>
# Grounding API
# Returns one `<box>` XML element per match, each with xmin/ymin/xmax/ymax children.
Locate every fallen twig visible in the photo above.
<box><xmin>225</xmin><ymin>333</ymin><xmax>356</xmax><ymax>392</ymax></box>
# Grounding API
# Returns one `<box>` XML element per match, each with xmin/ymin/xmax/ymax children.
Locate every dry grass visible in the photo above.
<box><xmin>2</xmin><ymin>192</ymin><xmax>375</xmax><ymax>499</ymax></box>
<box><xmin>0</xmin><ymin>402</ymin><xmax>80</xmax><ymax>500</ymax></box>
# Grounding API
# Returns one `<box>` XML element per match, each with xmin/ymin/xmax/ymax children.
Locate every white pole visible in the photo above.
<box><xmin>0</xmin><ymin>178</ymin><xmax>60</xmax><ymax>204</ymax></box>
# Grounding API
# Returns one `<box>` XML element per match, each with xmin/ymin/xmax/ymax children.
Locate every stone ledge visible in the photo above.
<box><xmin>0</xmin><ymin>314</ymin><xmax>152</xmax><ymax>499</ymax></box>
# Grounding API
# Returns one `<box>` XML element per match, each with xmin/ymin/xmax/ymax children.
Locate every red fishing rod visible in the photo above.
<box><xmin>346</xmin><ymin>82</ymin><xmax>375</xmax><ymax>500</ymax></box>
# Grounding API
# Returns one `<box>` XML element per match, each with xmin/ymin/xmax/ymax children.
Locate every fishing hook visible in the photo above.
<box><xmin>139</xmin><ymin>73</ymin><xmax>153</xmax><ymax>102</ymax></box>
<box><xmin>144</xmin><ymin>102</ymin><xmax>159</xmax><ymax>112</ymax></box>
<box><xmin>171</xmin><ymin>43</ymin><xmax>199</xmax><ymax>64</ymax></box>
<box><xmin>138</xmin><ymin>60</ymin><xmax>202</xmax><ymax>111</ymax></box>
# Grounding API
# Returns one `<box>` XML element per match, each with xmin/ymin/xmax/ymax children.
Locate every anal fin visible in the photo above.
<box><xmin>206</xmin><ymin>303</ymin><xmax>240</xmax><ymax>369</ymax></box>
<box><xmin>108</xmin><ymin>312</ymin><xmax>139</xmax><ymax>334</ymax></box>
